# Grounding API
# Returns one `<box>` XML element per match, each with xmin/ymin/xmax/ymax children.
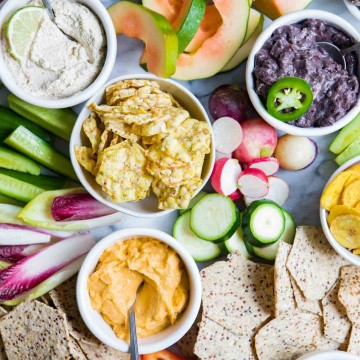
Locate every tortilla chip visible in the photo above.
<box><xmin>338</xmin><ymin>266</ymin><xmax>360</xmax><ymax>325</ymax></box>
<box><xmin>177</xmin><ymin>309</ymin><xmax>201</xmax><ymax>359</ymax></box>
<box><xmin>274</xmin><ymin>242</ymin><xmax>296</xmax><ymax>317</ymax></box>
<box><xmin>286</xmin><ymin>226</ymin><xmax>349</xmax><ymax>301</ymax></box>
<box><xmin>98</xmin><ymin>129</ymin><xmax>113</xmax><ymax>152</ymax></box>
<box><xmin>290</xmin><ymin>277</ymin><xmax>322</xmax><ymax>316</ymax></box>
<box><xmin>83</xmin><ymin>113</ymin><xmax>102</xmax><ymax>152</ymax></box>
<box><xmin>348</xmin><ymin>325</ymin><xmax>360</xmax><ymax>356</ymax></box>
<box><xmin>101</xmin><ymin>117</ymin><xmax>140</xmax><ymax>143</ymax></box>
<box><xmin>321</xmin><ymin>281</ymin><xmax>351</xmax><ymax>343</ymax></box>
<box><xmin>75</xmin><ymin>146</ymin><xmax>96</xmax><ymax>175</ymax></box>
<box><xmin>201</xmin><ymin>252</ymin><xmax>274</xmax><ymax>337</ymax></box>
<box><xmin>254</xmin><ymin>311</ymin><xmax>318</xmax><ymax>360</ymax></box>
<box><xmin>328</xmin><ymin>205</ymin><xmax>360</xmax><ymax>226</ymax></box>
<box><xmin>49</xmin><ymin>276</ymin><xmax>128</xmax><ymax>360</ymax></box>
<box><xmin>342</xmin><ymin>179</ymin><xmax>360</xmax><ymax>208</ymax></box>
<box><xmin>0</xmin><ymin>300</ymin><xmax>70</xmax><ymax>360</ymax></box>
<box><xmin>330</xmin><ymin>215</ymin><xmax>360</xmax><ymax>250</ymax></box>
<box><xmin>194</xmin><ymin>315</ymin><xmax>256</xmax><ymax>360</ymax></box>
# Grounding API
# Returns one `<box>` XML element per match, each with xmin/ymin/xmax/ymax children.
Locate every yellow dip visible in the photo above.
<box><xmin>87</xmin><ymin>237</ymin><xmax>189</xmax><ymax>340</ymax></box>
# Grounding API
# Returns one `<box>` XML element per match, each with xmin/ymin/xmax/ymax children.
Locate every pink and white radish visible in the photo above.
<box><xmin>229</xmin><ymin>190</ymin><xmax>242</xmax><ymax>201</ymax></box>
<box><xmin>237</xmin><ymin>168</ymin><xmax>269</xmax><ymax>198</ymax></box>
<box><xmin>244</xmin><ymin>176</ymin><xmax>289</xmax><ymax>206</ymax></box>
<box><xmin>211</xmin><ymin>158</ymin><xmax>242</xmax><ymax>196</ymax></box>
<box><xmin>0</xmin><ymin>244</ymin><xmax>47</xmax><ymax>262</ymax></box>
<box><xmin>215</xmin><ymin>151</ymin><xmax>232</xmax><ymax>161</ymax></box>
<box><xmin>247</xmin><ymin>157</ymin><xmax>279</xmax><ymax>176</ymax></box>
<box><xmin>0</xmin><ymin>232</ymin><xmax>95</xmax><ymax>302</ymax></box>
<box><xmin>275</xmin><ymin>135</ymin><xmax>317</xmax><ymax>171</ymax></box>
<box><xmin>233</xmin><ymin>118</ymin><xmax>277</xmax><ymax>163</ymax></box>
<box><xmin>212</xmin><ymin>117</ymin><xmax>243</xmax><ymax>153</ymax></box>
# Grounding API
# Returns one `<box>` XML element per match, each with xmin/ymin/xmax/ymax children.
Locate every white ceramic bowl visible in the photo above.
<box><xmin>70</xmin><ymin>74</ymin><xmax>215</xmax><ymax>218</ymax></box>
<box><xmin>0</xmin><ymin>0</ymin><xmax>117</xmax><ymax>108</ymax></box>
<box><xmin>298</xmin><ymin>350</ymin><xmax>360</xmax><ymax>360</ymax></box>
<box><xmin>320</xmin><ymin>155</ymin><xmax>360</xmax><ymax>266</ymax></box>
<box><xmin>246</xmin><ymin>10</ymin><xmax>360</xmax><ymax>137</ymax></box>
<box><xmin>344</xmin><ymin>0</ymin><xmax>360</xmax><ymax>21</ymax></box>
<box><xmin>77</xmin><ymin>228</ymin><xmax>202</xmax><ymax>354</ymax></box>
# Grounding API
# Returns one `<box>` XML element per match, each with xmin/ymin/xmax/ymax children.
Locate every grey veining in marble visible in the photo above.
<box><xmin>0</xmin><ymin>0</ymin><xmax>358</xmax><ymax>242</ymax></box>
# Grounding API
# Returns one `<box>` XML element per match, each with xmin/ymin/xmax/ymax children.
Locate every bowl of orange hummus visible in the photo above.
<box><xmin>76</xmin><ymin>228</ymin><xmax>202</xmax><ymax>354</ymax></box>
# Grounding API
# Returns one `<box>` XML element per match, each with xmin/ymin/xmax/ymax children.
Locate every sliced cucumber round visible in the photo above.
<box><xmin>253</xmin><ymin>240</ymin><xmax>280</xmax><ymax>261</ymax></box>
<box><xmin>224</xmin><ymin>227</ymin><xmax>252</xmax><ymax>259</ymax></box>
<box><xmin>278</xmin><ymin>209</ymin><xmax>296</xmax><ymax>244</ymax></box>
<box><xmin>190</xmin><ymin>194</ymin><xmax>240</xmax><ymax>243</ymax></box>
<box><xmin>179</xmin><ymin>190</ymin><xmax>208</xmax><ymax>215</ymax></box>
<box><xmin>173</xmin><ymin>210</ymin><xmax>221</xmax><ymax>262</ymax></box>
<box><xmin>242</xmin><ymin>199</ymin><xmax>285</xmax><ymax>247</ymax></box>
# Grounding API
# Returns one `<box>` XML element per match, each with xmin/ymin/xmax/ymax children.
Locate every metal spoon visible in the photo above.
<box><xmin>128</xmin><ymin>283</ymin><xmax>144</xmax><ymax>360</ymax></box>
<box><xmin>317</xmin><ymin>41</ymin><xmax>360</xmax><ymax>70</ymax></box>
<box><xmin>41</xmin><ymin>0</ymin><xmax>76</xmax><ymax>42</ymax></box>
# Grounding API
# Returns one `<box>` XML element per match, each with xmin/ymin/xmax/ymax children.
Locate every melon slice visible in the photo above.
<box><xmin>142</xmin><ymin>0</ymin><xmax>182</xmax><ymax>22</ymax></box>
<box><xmin>172</xmin><ymin>0</ymin><xmax>250</xmax><ymax>80</ymax></box>
<box><xmin>221</xmin><ymin>10</ymin><xmax>264</xmax><ymax>72</ymax></box>
<box><xmin>108</xmin><ymin>1</ymin><xmax>178</xmax><ymax>78</ymax></box>
<box><xmin>185</xmin><ymin>5</ymin><xmax>222</xmax><ymax>53</ymax></box>
<box><xmin>253</xmin><ymin>0</ymin><xmax>312</xmax><ymax>20</ymax></box>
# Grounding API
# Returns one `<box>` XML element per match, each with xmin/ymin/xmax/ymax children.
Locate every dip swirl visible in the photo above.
<box><xmin>87</xmin><ymin>237</ymin><xmax>189</xmax><ymax>340</ymax></box>
<box><xmin>2</xmin><ymin>0</ymin><xmax>106</xmax><ymax>98</ymax></box>
<box><xmin>253</xmin><ymin>19</ymin><xmax>359</xmax><ymax>128</ymax></box>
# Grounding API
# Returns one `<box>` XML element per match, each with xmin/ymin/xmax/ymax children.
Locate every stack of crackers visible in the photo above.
<box><xmin>178</xmin><ymin>226</ymin><xmax>360</xmax><ymax>359</ymax></box>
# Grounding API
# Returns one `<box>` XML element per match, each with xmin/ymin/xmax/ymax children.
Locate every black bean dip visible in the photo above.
<box><xmin>253</xmin><ymin>19</ymin><xmax>359</xmax><ymax>127</ymax></box>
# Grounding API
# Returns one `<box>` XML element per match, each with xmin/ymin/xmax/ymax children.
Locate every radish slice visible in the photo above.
<box><xmin>0</xmin><ymin>224</ymin><xmax>51</xmax><ymax>245</ymax></box>
<box><xmin>215</xmin><ymin>151</ymin><xmax>232</xmax><ymax>161</ymax></box>
<box><xmin>211</xmin><ymin>158</ymin><xmax>242</xmax><ymax>196</ymax></box>
<box><xmin>213</xmin><ymin>117</ymin><xmax>243</xmax><ymax>153</ymax></box>
<box><xmin>244</xmin><ymin>176</ymin><xmax>289</xmax><ymax>206</ymax></box>
<box><xmin>237</xmin><ymin>168</ymin><xmax>269</xmax><ymax>198</ymax></box>
<box><xmin>247</xmin><ymin>157</ymin><xmax>279</xmax><ymax>176</ymax></box>
<box><xmin>229</xmin><ymin>189</ymin><xmax>242</xmax><ymax>201</ymax></box>
<box><xmin>0</xmin><ymin>244</ymin><xmax>46</xmax><ymax>262</ymax></box>
<box><xmin>0</xmin><ymin>233</ymin><xmax>95</xmax><ymax>302</ymax></box>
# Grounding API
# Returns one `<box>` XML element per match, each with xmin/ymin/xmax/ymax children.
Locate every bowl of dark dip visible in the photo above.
<box><xmin>344</xmin><ymin>0</ymin><xmax>360</xmax><ymax>21</ymax></box>
<box><xmin>246</xmin><ymin>10</ymin><xmax>360</xmax><ymax>136</ymax></box>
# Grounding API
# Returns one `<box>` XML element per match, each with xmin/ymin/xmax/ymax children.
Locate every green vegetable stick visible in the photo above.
<box><xmin>0</xmin><ymin>193</ymin><xmax>25</xmax><ymax>207</ymax></box>
<box><xmin>8</xmin><ymin>94</ymin><xmax>77</xmax><ymax>141</ymax></box>
<box><xmin>4</xmin><ymin>126</ymin><xmax>78</xmax><ymax>181</ymax></box>
<box><xmin>0</xmin><ymin>146</ymin><xmax>41</xmax><ymax>175</ymax></box>
<box><xmin>335</xmin><ymin>137</ymin><xmax>360</xmax><ymax>166</ymax></box>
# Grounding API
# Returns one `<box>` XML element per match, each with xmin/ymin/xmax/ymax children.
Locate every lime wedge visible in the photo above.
<box><xmin>6</xmin><ymin>6</ymin><xmax>45</xmax><ymax>61</ymax></box>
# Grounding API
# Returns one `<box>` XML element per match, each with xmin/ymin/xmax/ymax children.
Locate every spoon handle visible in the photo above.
<box><xmin>129</xmin><ymin>306</ymin><xmax>140</xmax><ymax>360</ymax></box>
<box><xmin>341</xmin><ymin>42</ymin><xmax>360</xmax><ymax>56</ymax></box>
<box><xmin>41</xmin><ymin>0</ymin><xmax>56</xmax><ymax>22</ymax></box>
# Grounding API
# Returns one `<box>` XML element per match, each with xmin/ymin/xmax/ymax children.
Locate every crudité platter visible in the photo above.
<box><xmin>0</xmin><ymin>0</ymin><xmax>360</xmax><ymax>359</ymax></box>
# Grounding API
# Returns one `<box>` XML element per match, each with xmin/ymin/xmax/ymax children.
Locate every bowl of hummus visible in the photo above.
<box><xmin>246</xmin><ymin>10</ymin><xmax>360</xmax><ymax>137</ymax></box>
<box><xmin>0</xmin><ymin>0</ymin><xmax>117</xmax><ymax>108</ymax></box>
<box><xmin>76</xmin><ymin>228</ymin><xmax>201</xmax><ymax>354</ymax></box>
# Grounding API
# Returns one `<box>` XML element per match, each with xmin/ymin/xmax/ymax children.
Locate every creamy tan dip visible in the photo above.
<box><xmin>2</xmin><ymin>0</ymin><xmax>106</xmax><ymax>98</ymax></box>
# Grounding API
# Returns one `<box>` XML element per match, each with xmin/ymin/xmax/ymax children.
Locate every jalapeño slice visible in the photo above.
<box><xmin>266</xmin><ymin>77</ymin><xmax>313</xmax><ymax>122</ymax></box>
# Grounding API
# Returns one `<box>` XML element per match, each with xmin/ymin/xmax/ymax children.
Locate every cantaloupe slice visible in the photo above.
<box><xmin>142</xmin><ymin>0</ymin><xmax>182</xmax><ymax>23</ymax></box>
<box><xmin>172</xmin><ymin>0</ymin><xmax>250</xmax><ymax>80</ymax></box>
<box><xmin>221</xmin><ymin>10</ymin><xmax>264</xmax><ymax>72</ymax></box>
<box><xmin>253</xmin><ymin>0</ymin><xmax>312</xmax><ymax>20</ymax></box>
<box><xmin>108</xmin><ymin>1</ymin><xmax>178</xmax><ymax>78</ymax></box>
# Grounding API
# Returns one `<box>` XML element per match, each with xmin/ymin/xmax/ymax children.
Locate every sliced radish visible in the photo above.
<box><xmin>237</xmin><ymin>168</ymin><xmax>269</xmax><ymax>198</ymax></box>
<box><xmin>244</xmin><ymin>176</ymin><xmax>289</xmax><ymax>206</ymax></box>
<box><xmin>0</xmin><ymin>233</ymin><xmax>95</xmax><ymax>302</ymax></box>
<box><xmin>211</xmin><ymin>158</ymin><xmax>242</xmax><ymax>196</ymax></box>
<box><xmin>0</xmin><ymin>224</ymin><xmax>51</xmax><ymax>245</ymax></box>
<box><xmin>215</xmin><ymin>151</ymin><xmax>232</xmax><ymax>161</ymax></box>
<box><xmin>0</xmin><ymin>244</ymin><xmax>46</xmax><ymax>262</ymax></box>
<box><xmin>229</xmin><ymin>189</ymin><xmax>242</xmax><ymax>201</ymax></box>
<box><xmin>247</xmin><ymin>157</ymin><xmax>279</xmax><ymax>176</ymax></box>
<box><xmin>213</xmin><ymin>117</ymin><xmax>243</xmax><ymax>154</ymax></box>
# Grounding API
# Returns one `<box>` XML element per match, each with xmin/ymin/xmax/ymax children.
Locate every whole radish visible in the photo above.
<box><xmin>233</xmin><ymin>118</ymin><xmax>277</xmax><ymax>163</ymax></box>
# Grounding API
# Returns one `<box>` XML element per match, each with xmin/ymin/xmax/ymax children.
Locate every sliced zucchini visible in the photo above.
<box><xmin>224</xmin><ymin>227</ymin><xmax>252</xmax><ymax>259</ymax></box>
<box><xmin>242</xmin><ymin>199</ymin><xmax>285</xmax><ymax>247</ymax></box>
<box><xmin>253</xmin><ymin>240</ymin><xmax>280</xmax><ymax>261</ymax></box>
<box><xmin>278</xmin><ymin>209</ymin><xmax>296</xmax><ymax>244</ymax></box>
<box><xmin>179</xmin><ymin>190</ymin><xmax>208</xmax><ymax>215</ymax></box>
<box><xmin>173</xmin><ymin>211</ymin><xmax>221</xmax><ymax>262</ymax></box>
<box><xmin>190</xmin><ymin>194</ymin><xmax>240</xmax><ymax>243</ymax></box>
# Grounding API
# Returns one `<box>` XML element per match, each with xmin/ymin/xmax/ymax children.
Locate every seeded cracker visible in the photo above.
<box><xmin>201</xmin><ymin>252</ymin><xmax>274</xmax><ymax>337</ymax></box>
<box><xmin>348</xmin><ymin>325</ymin><xmax>360</xmax><ymax>356</ymax></box>
<box><xmin>286</xmin><ymin>226</ymin><xmax>349</xmax><ymax>301</ymax></box>
<box><xmin>0</xmin><ymin>300</ymin><xmax>70</xmax><ymax>360</ymax></box>
<box><xmin>321</xmin><ymin>281</ymin><xmax>351</xmax><ymax>343</ymax></box>
<box><xmin>254</xmin><ymin>311</ymin><xmax>318</xmax><ymax>360</ymax></box>
<box><xmin>314</xmin><ymin>319</ymin><xmax>341</xmax><ymax>351</ymax></box>
<box><xmin>0</xmin><ymin>306</ymin><xmax>7</xmax><ymax>360</ymax></box>
<box><xmin>338</xmin><ymin>266</ymin><xmax>360</xmax><ymax>325</ymax></box>
<box><xmin>194</xmin><ymin>315</ymin><xmax>256</xmax><ymax>360</ymax></box>
<box><xmin>274</xmin><ymin>242</ymin><xmax>296</xmax><ymax>317</ymax></box>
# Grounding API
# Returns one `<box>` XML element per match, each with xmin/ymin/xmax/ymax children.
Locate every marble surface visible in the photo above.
<box><xmin>0</xmin><ymin>0</ymin><xmax>359</xmax><ymax>242</ymax></box>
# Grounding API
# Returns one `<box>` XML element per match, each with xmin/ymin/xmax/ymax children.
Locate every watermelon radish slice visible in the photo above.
<box><xmin>237</xmin><ymin>168</ymin><xmax>269</xmax><ymax>198</ymax></box>
<box><xmin>108</xmin><ymin>1</ymin><xmax>178</xmax><ymax>77</ymax></box>
<box><xmin>0</xmin><ymin>233</ymin><xmax>95</xmax><ymax>302</ymax></box>
<box><xmin>172</xmin><ymin>0</ymin><xmax>250</xmax><ymax>80</ymax></box>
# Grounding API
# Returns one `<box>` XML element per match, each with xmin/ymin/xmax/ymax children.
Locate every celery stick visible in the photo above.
<box><xmin>4</xmin><ymin>126</ymin><xmax>77</xmax><ymax>181</ymax></box>
<box><xmin>8</xmin><ymin>94</ymin><xmax>77</xmax><ymax>141</ymax></box>
<box><xmin>0</xmin><ymin>169</ymin><xmax>68</xmax><ymax>190</ymax></box>
<box><xmin>0</xmin><ymin>146</ymin><xmax>41</xmax><ymax>175</ymax></box>
<box><xmin>0</xmin><ymin>173</ymin><xmax>45</xmax><ymax>202</ymax></box>
<box><xmin>0</xmin><ymin>193</ymin><xmax>25</xmax><ymax>206</ymax></box>
<box><xmin>335</xmin><ymin>137</ymin><xmax>360</xmax><ymax>166</ymax></box>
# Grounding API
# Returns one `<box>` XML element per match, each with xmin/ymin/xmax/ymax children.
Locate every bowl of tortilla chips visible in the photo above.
<box><xmin>320</xmin><ymin>155</ymin><xmax>360</xmax><ymax>266</ymax></box>
<box><xmin>70</xmin><ymin>74</ymin><xmax>215</xmax><ymax>217</ymax></box>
